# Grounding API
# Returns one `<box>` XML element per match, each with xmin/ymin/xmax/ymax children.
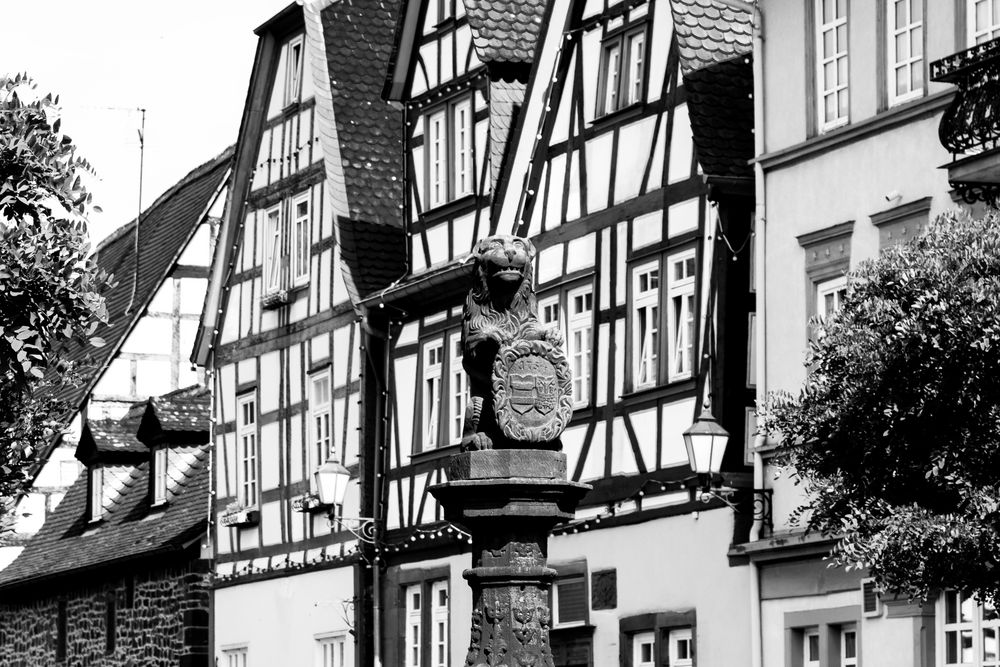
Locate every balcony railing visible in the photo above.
<box><xmin>931</xmin><ymin>37</ymin><xmax>1000</xmax><ymax>204</ymax></box>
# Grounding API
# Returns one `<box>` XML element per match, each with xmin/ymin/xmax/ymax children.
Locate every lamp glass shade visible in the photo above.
<box><xmin>314</xmin><ymin>460</ymin><xmax>351</xmax><ymax>507</ymax></box>
<box><xmin>682</xmin><ymin>412</ymin><xmax>730</xmax><ymax>475</ymax></box>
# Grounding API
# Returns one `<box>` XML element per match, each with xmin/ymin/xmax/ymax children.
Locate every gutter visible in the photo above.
<box><xmin>750</xmin><ymin>5</ymin><xmax>766</xmax><ymax>667</ymax></box>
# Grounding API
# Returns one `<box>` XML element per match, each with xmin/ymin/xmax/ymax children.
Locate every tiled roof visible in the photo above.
<box><xmin>670</xmin><ymin>0</ymin><xmax>754</xmax><ymax>180</ymax></box>
<box><xmin>320</xmin><ymin>0</ymin><xmax>404</xmax><ymax>226</ymax></box>
<box><xmin>311</xmin><ymin>0</ymin><xmax>408</xmax><ymax>303</ymax></box>
<box><xmin>45</xmin><ymin>148</ymin><xmax>231</xmax><ymax>428</ymax></box>
<box><xmin>143</xmin><ymin>386</ymin><xmax>210</xmax><ymax>435</ymax></box>
<box><xmin>0</xmin><ymin>441</ymin><xmax>209</xmax><ymax>590</ymax></box>
<box><xmin>462</xmin><ymin>0</ymin><xmax>546</xmax><ymax>63</ymax></box>
<box><xmin>78</xmin><ymin>418</ymin><xmax>145</xmax><ymax>458</ymax></box>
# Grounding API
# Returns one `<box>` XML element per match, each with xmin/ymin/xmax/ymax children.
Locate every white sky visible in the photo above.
<box><xmin>0</xmin><ymin>0</ymin><xmax>294</xmax><ymax>244</ymax></box>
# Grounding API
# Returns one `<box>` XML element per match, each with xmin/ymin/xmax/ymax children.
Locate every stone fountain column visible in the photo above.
<box><xmin>430</xmin><ymin>236</ymin><xmax>590</xmax><ymax>667</ymax></box>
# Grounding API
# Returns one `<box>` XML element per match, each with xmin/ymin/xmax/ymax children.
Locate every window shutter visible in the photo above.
<box><xmin>861</xmin><ymin>578</ymin><xmax>881</xmax><ymax>617</ymax></box>
<box><xmin>557</xmin><ymin>577</ymin><xmax>587</xmax><ymax>624</ymax></box>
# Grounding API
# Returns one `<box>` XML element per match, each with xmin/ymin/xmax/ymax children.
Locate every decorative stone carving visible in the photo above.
<box><xmin>461</xmin><ymin>235</ymin><xmax>566</xmax><ymax>451</ymax></box>
<box><xmin>493</xmin><ymin>339</ymin><xmax>572</xmax><ymax>443</ymax></box>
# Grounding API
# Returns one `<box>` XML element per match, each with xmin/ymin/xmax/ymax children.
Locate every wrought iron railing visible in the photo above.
<box><xmin>931</xmin><ymin>37</ymin><xmax>1000</xmax><ymax>154</ymax></box>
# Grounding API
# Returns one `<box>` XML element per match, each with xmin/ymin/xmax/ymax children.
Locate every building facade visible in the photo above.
<box><xmin>0</xmin><ymin>389</ymin><xmax>213</xmax><ymax>667</ymax></box>
<box><xmin>0</xmin><ymin>151</ymin><xmax>229</xmax><ymax>571</ymax></box>
<box><xmin>741</xmin><ymin>2</ymin><xmax>991</xmax><ymax>667</ymax></box>
<box><xmin>366</xmin><ymin>0</ymin><xmax>758</xmax><ymax>665</ymax></box>
<box><xmin>194</xmin><ymin>2</ymin><xmax>404</xmax><ymax>665</ymax></box>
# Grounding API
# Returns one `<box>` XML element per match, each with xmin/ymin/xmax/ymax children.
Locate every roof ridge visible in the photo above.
<box><xmin>94</xmin><ymin>144</ymin><xmax>234</xmax><ymax>255</ymax></box>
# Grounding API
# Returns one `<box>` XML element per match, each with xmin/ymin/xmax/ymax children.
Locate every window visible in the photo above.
<box><xmin>238</xmin><ymin>395</ymin><xmax>258</xmax><ymax>507</ymax></box>
<box><xmin>804</xmin><ymin>630</ymin><xmax>821</xmax><ymax>667</ymax></box>
<box><xmin>425</xmin><ymin>98</ymin><xmax>475</xmax><ymax>209</ymax></box>
<box><xmin>405</xmin><ymin>585</ymin><xmax>422</xmax><ymax>667</ymax></box>
<box><xmin>292</xmin><ymin>194</ymin><xmax>310</xmax><ymax>287</ymax></box>
<box><xmin>402</xmin><ymin>578</ymin><xmax>450</xmax><ymax>667</ymax></box>
<box><xmin>667</xmin><ymin>252</ymin><xmax>696</xmax><ymax>383</ymax></box>
<box><xmin>56</xmin><ymin>600</ymin><xmax>67</xmax><ymax>661</ymax></box>
<box><xmin>633</xmin><ymin>261</ymin><xmax>660</xmax><ymax>389</ymax></box>
<box><xmin>841</xmin><ymin>627</ymin><xmax>858</xmax><ymax>667</ymax></box>
<box><xmin>598</xmin><ymin>25</ymin><xmax>647</xmax><ymax>116</ymax></box>
<box><xmin>816</xmin><ymin>276</ymin><xmax>847</xmax><ymax>321</ymax></box>
<box><xmin>263</xmin><ymin>195</ymin><xmax>311</xmax><ymax>298</ymax></box>
<box><xmin>223</xmin><ymin>646</ymin><xmax>248</xmax><ymax>667</ymax></box>
<box><xmin>631</xmin><ymin>250</ymin><xmax>696</xmax><ymax>390</ymax></box>
<box><xmin>422</xmin><ymin>341</ymin><xmax>444</xmax><ymax>451</ymax></box>
<box><xmin>317</xmin><ymin>635</ymin><xmax>347</xmax><ymax>667</ymax></box>
<box><xmin>448</xmin><ymin>333</ymin><xmax>466</xmax><ymax>445</ymax></box>
<box><xmin>105</xmin><ymin>592</ymin><xmax>116</xmax><ymax>654</ymax></box>
<box><xmin>941</xmin><ymin>590</ymin><xmax>1000</xmax><ymax>666</ymax></box>
<box><xmin>264</xmin><ymin>205</ymin><xmax>282</xmax><ymax>294</ymax></box>
<box><xmin>969</xmin><ymin>0</ymin><xmax>1000</xmax><ymax>45</ymax></box>
<box><xmin>152</xmin><ymin>446</ymin><xmax>167</xmax><ymax>505</ymax></box>
<box><xmin>431</xmin><ymin>580</ymin><xmax>449</xmax><ymax>667</ymax></box>
<box><xmin>669</xmin><ymin>628</ymin><xmax>693</xmax><ymax>667</ymax></box>
<box><xmin>552</xmin><ymin>574</ymin><xmax>588</xmax><ymax>627</ymax></box>
<box><xmin>887</xmin><ymin>0</ymin><xmax>923</xmax><ymax>106</ymax></box>
<box><xmin>633</xmin><ymin>631</ymin><xmax>656</xmax><ymax>667</ymax></box>
<box><xmin>539</xmin><ymin>296</ymin><xmax>560</xmax><ymax>328</ymax></box>
<box><xmin>89</xmin><ymin>465</ymin><xmax>103</xmax><ymax>522</ymax></box>
<box><xmin>285</xmin><ymin>35</ymin><xmax>304</xmax><ymax>106</ymax></box>
<box><xmin>816</xmin><ymin>0</ymin><xmax>849</xmax><ymax>132</ymax></box>
<box><xmin>567</xmin><ymin>287</ymin><xmax>593</xmax><ymax>407</ymax></box>
<box><xmin>311</xmin><ymin>369</ymin><xmax>333</xmax><ymax>469</ymax></box>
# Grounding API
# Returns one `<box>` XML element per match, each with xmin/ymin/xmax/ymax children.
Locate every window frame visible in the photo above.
<box><xmin>566</xmin><ymin>285</ymin><xmax>594</xmax><ymax>408</ymax></box>
<box><xmin>237</xmin><ymin>393</ymin><xmax>259</xmax><ymax>508</ymax></box>
<box><xmin>815</xmin><ymin>0</ymin><xmax>850</xmax><ymax>133</ymax></box>
<box><xmin>447</xmin><ymin>332</ymin><xmax>466</xmax><ymax>446</ymax></box>
<box><xmin>400</xmin><ymin>576</ymin><xmax>450</xmax><ymax>667</ymax></box>
<box><xmin>968</xmin><ymin>0</ymin><xmax>1000</xmax><ymax>45</ymax></box>
<box><xmin>291</xmin><ymin>192</ymin><xmax>311</xmax><ymax>288</ymax></box>
<box><xmin>816</xmin><ymin>275</ymin><xmax>848</xmax><ymax>323</ymax></box>
<box><xmin>431</xmin><ymin>580</ymin><xmax>450</xmax><ymax>667</ymax></box>
<box><xmin>222</xmin><ymin>645</ymin><xmax>249</xmax><ymax>667</ymax></box>
<box><xmin>424</xmin><ymin>95</ymin><xmax>477</xmax><ymax>210</ymax></box>
<box><xmin>420</xmin><ymin>339</ymin><xmax>445</xmax><ymax>452</ymax></box>
<box><xmin>315</xmin><ymin>633</ymin><xmax>347</xmax><ymax>667</ymax></box>
<box><xmin>596</xmin><ymin>22</ymin><xmax>649</xmax><ymax>118</ymax></box>
<box><xmin>552</xmin><ymin>572</ymin><xmax>589</xmax><ymax>628</ymax></box>
<box><xmin>284</xmin><ymin>35</ymin><xmax>305</xmax><ymax>107</ymax></box>
<box><xmin>152</xmin><ymin>446</ymin><xmax>168</xmax><ymax>506</ymax></box>
<box><xmin>666</xmin><ymin>250</ymin><xmax>697</xmax><ymax>384</ymax></box>
<box><xmin>263</xmin><ymin>204</ymin><xmax>283</xmax><ymax>295</ymax></box>
<box><xmin>784</xmin><ymin>605</ymin><xmax>861</xmax><ymax>667</ymax></box>
<box><xmin>620</xmin><ymin>610</ymin><xmax>696</xmax><ymax>667</ymax></box>
<box><xmin>939</xmin><ymin>590</ymin><xmax>1000</xmax><ymax>667</ymax></box>
<box><xmin>632</xmin><ymin>630</ymin><xmax>656</xmax><ymax>667</ymax></box>
<box><xmin>309</xmin><ymin>367</ymin><xmax>334</xmax><ymax>487</ymax></box>
<box><xmin>886</xmin><ymin>0</ymin><xmax>924</xmax><ymax>107</ymax></box>
<box><xmin>669</xmin><ymin>627</ymin><xmax>694</xmax><ymax>667</ymax></box>
<box><xmin>89</xmin><ymin>465</ymin><xmax>104</xmax><ymax>522</ymax></box>
<box><xmin>632</xmin><ymin>258</ymin><xmax>661</xmax><ymax>391</ymax></box>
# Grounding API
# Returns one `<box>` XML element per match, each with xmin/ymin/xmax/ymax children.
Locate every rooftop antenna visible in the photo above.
<box><xmin>124</xmin><ymin>107</ymin><xmax>146</xmax><ymax>315</ymax></box>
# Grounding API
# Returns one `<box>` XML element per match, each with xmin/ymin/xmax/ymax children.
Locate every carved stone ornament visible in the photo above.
<box><xmin>493</xmin><ymin>339</ymin><xmax>572</xmax><ymax>443</ymax></box>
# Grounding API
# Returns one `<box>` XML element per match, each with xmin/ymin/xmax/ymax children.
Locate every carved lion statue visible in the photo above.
<box><xmin>461</xmin><ymin>235</ymin><xmax>562</xmax><ymax>451</ymax></box>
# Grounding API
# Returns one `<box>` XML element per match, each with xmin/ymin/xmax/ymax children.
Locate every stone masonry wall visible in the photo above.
<box><xmin>0</xmin><ymin>559</ymin><xmax>211</xmax><ymax>667</ymax></box>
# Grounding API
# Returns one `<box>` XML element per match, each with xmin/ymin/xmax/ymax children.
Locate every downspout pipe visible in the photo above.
<box><xmin>750</xmin><ymin>5</ymin><xmax>767</xmax><ymax>667</ymax></box>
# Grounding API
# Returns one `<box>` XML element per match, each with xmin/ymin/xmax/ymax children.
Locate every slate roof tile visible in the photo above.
<box><xmin>462</xmin><ymin>0</ymin><xmax>546</xmax><ymax>63</ymax></box>
<box><xmin>0</xmin><ymin>431</ymin><xmax>209</xmax><ymax>590</ymax></box>
<box><xmin>670</xmin><ymin>0</ymin><xmax>754</xmax><ymax>180</ymax></box>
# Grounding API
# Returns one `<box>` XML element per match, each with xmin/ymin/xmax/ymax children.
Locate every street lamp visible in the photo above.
<box><xmin>314</xmin><ymin>459</ymin><xmax>377</xmax><ymax>543</ymax></box>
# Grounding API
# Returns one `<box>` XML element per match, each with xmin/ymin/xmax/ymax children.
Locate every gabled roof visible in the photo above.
<box><xmin>138</xmin><ymin>386</ymin><xmax>210</xmax><ymax>444</ymax></box>
<box><xmin>49</xmin><ymin>148</ymin><xmax>231</xmax><ymax>418</ymax></box>
<box><xmin>670</xmin><ymin>0</ymin><xmax>754</xmax><ymax>181</ymax></box>
<box><xmin>0</xmin><ymin>413</ymin><xmax>210</xmax><ymax>591</ymax></box>
<box><xmin>76</xmin><ymin>418</ymin><xmax>146</xmax><ymax>465</ymax></box>
<box><xmin>463</xmin><ymin>0</ymin><xmax>546</xmax><ymax>64</ymax></box>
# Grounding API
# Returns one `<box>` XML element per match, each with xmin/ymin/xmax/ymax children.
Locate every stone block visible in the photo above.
<box><xmin>449</xmin><ymin>449</ymin><xmax>567</xmax><ymax>481</ymax></box>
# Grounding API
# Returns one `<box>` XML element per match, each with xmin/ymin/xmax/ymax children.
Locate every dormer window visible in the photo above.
<box><xmin>152</xmin><ymin>446</ymin><xmax>168</xmax><ymax>506</ymax></box>
<box><xmin>89</xmin><ymin>465</ymin><xmax>104</xmax><ymax>522</ymax></box>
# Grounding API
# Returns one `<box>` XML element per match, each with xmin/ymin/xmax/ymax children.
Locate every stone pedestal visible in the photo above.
<box><xmin>430</xmin><ymin>450</ymin><xmax>590</xmax><ymax>667</ymax></box>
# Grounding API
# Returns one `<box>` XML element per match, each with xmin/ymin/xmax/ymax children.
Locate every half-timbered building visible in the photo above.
<box><xmin>194</xmin><ymin>2</ymin><xmax>403</xmax><ymax>665</ymax></box>
<box><xmin>361</xmin><ymin>0</ymin><xmax>759</xmax><ymax>664</ymax></box>
<box><xmin>0</xmin><ymin>150</ymin><xmax>229</xmax><ymax>571</ymax></box>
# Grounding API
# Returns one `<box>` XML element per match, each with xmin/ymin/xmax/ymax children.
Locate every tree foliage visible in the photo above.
<box><xmin>762</xmin><ymin>211</ymin><xmax>1000</xmax><ymax>603</ymax></box>
<box><xmin>0</xmin><ymin>74</ymin><xmax>110</xmax><ymax>529</ymax></box>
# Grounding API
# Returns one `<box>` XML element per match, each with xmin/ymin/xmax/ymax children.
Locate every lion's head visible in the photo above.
<box><xmin>469</xmin><ymin>235</ymin><xmax>535</xmax><ymax>309</ymax></box>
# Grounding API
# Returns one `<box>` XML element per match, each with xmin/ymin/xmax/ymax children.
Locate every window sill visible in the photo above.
<box><xmin>590</xmin><ymin>102</ymin><xmax>644</xmax><ymax>129</ymax></box>
<box><xmin>417</xmin><ymin>193</ymin><xmax>479</xmax><ymax>228</ymax></box>
<box><xmin>219</xmin><ymin>507</ymin><xmax>259</xmax><ymax>527</ymax></box>
<box><xmin>260</xmin><ymin>283</ymin><xmax>308</xmax><ymax>310</ymax></box>
<box><xmin>292</xmin><ymin>493</ymin><xmax>331</xmax><ymax>514</ymax></box>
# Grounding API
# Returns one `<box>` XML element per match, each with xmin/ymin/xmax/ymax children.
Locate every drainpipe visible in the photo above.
<box><xmin>750</xmin><ymin>4</ymin><xmax>767</xmax><ymax>667</ymax></box>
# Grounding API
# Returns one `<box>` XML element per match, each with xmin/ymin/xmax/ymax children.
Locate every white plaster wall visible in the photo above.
<box><xmin>214</xmin><ymin>566</ymin><xmax>356</xmax><ymax>666</ymax></box>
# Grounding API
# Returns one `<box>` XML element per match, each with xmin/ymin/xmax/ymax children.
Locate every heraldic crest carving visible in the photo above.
<box><xmin>461</xmin><ymin>234</ymin><xmax>573</xmax><ymax>450</ymax></box>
